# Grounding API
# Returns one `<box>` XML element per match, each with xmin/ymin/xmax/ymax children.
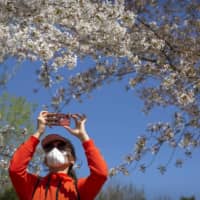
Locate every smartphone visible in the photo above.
<box><xmin>47</xmin><ymin>113</ymin><xmax>70</xmax><ymax>126</ymax></box>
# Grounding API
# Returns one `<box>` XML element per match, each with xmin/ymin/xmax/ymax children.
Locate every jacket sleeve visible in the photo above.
<box><xmin>9</xmin><ymin>136</ymin><xmax>39</xmax><ymax>200</ymax></box>
<box><xmin>78</xmin><ymin>139</ymin><xmax>108</xmax><ymax>200</ymax></box>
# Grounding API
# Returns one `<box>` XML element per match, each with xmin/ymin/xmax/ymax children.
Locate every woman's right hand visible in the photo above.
<box><xmin>37</xmin><ymin>111</ymin><xmax>48</xmax><ymax>134</ymax></box>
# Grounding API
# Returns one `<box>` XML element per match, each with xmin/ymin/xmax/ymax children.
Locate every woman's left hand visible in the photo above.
<box><xmin>63</xmin><ymin>114</ymin><xmax>90</xmax><ymax>142</ymax></box>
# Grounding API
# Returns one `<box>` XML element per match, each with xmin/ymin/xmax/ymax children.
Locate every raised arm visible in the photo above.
<box><xmin>63</xmin><ymin>114</ymin><xmax>109</xmax><ymax>200</ymax></box>
<box><xmin>9</xmin><ymin>111</ymin><xmax>48</xmax><ymax>200</ymax></box>
<box><xmin>78</xmin><ymin>139</ymin><xmax>108</xmax><ymax>200</ymax></box>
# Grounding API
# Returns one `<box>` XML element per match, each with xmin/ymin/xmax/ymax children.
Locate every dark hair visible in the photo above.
<box><xmin>64</xmin><ymin>139</ymin><xmax>77</xmax><ymax>161</ymax></box>
<box><xmin>65</xmin><ymin>140</ymin><xmax>80</xmax><ymax>200</ymax></box>
<box><xmin>63</xmin><ymin>139</ymin><xmax>78</xmax><ymax>179</ymax></box>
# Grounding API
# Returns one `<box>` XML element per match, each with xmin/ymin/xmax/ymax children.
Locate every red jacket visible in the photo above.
<box><xmin>9</xmin><ymin>136</ymin><xmax>108</xmax><ymax>200</ymax></box>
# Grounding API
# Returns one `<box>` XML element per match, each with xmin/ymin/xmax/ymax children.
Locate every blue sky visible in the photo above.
<box><xmin>3</xmin><ymin>59</ymin><xmax>200</xmax><ymax>200</ymax></box>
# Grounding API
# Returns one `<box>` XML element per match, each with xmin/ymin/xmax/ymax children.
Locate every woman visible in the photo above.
<box><xmin>9</xmin><ymin>111</ymin><xmax>108</xmax><ymax>200</ymax></box>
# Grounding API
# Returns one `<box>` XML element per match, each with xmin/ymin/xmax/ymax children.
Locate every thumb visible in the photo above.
<box><xmin>64</xmin><ymin>125</ymin><xmax>73</xmax><ymax>133</ymax></box>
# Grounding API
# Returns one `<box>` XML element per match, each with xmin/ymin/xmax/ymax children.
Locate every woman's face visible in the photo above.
<box><xmin>44</xmin><ymin>141</ymin><xmax>75</xmax><ymax>170</ymax></box>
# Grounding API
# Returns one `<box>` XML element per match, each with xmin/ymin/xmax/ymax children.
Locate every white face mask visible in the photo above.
<box><xmin>46</xmin><ymin>147</ymin><xmax>69</xmax><ymax>168</ymax></box>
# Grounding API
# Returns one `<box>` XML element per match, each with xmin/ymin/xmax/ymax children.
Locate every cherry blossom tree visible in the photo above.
<box><xmin>0</xmin><ymin>0</ymin><xmax>200</xmax><ymax>179</ymax></box>
<box><xmin>0</xmin><ymin>93</ymin><xmax>39</xmax><ymax>191</ymax></box>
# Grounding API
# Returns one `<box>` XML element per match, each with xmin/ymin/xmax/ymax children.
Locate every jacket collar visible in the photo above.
<box><xmin>46</xmin><ymin>172</ymin><xmax>73</xmax><ymax>182</ymax></box>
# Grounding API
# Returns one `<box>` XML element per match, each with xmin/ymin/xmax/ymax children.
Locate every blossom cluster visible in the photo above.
<box><xmin>109</xmin><ymin>112</ymin><xmax>200</xmax><ymax>176</ymax></box>
<box><xmin>0</xmin><ymin>0</ymin><xmax>170</xmax><ymax>91</ymax></box>
<box><xmin>0</xmin><ymin>0</ymin><xmax>139</xmax><ymax>68</ymax></box>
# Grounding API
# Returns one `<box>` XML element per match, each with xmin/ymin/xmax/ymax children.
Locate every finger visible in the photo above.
<box><xmin>38</xmin><ymin>117</ymin><xmax>47</xmax><ymax>125</ymax></box>
<box><xmin>71</xmin><ymin>114</ymin><xmax>80</xmax><ymax>120</ymax></box>
<box><xmin>70</xmin><ymin>114</ymin><xmax>79</xmax><ymax>126</ymax></box>
<box><xmin>81</xmin><ymin>114</ymin><xmax>87</xmax><ymax>121</ymax></box>
<box><xmin>71</xmin><ymin>114</ymin><xmax>86</xmax><ymax>121</ymax></box>
<box><xmin>63</xmin><ymin>125</ymin><xmax>73</xmax><ymax>133</ymax></box>
<box><xmin>40</xmin><ymin>111</ymin><xmax>48</xmax><ymax>117</ymax></box>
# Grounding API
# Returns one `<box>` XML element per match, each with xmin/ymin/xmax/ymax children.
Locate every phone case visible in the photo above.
<box><xmin>47</xmin><ymin>113</ymin><xmax>70</xmax><ymax>126</ymax></box>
